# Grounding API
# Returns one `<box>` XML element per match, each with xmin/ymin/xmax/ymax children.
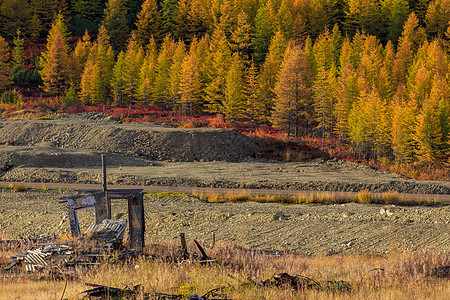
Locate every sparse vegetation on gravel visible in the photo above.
<box><xmin>1</xmin><ymin>242</ymin><xmax>449</xmax><ymax>299</ymax></box>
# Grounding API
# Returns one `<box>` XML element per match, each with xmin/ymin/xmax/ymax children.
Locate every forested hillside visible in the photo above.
<box><xmin>0</xmin><ymin>0</ymin><xmax>448</xmax><ymax>170</ymax></box>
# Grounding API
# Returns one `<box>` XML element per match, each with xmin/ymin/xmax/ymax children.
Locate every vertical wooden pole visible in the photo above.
<box><xmin>101</xmin><ymin>154</ymin><xmax>111</xmax><ymax>219</ymax></box>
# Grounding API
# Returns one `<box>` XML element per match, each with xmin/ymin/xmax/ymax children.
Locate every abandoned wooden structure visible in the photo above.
<box><xmin>61</xmin><ymin>155</ymin><xmax>145</xmax><ymax>250</ymax></box>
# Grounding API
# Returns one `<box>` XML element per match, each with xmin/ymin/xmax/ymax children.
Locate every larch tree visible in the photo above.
<box><xmin>230</xmin><ymin>11</ymin><xmax>252</xmax><ymax>65</ymax></box>
<box><xmin>275</xmin><ymin>0</ymin><xmax>294</xmax><ymax>39</ymax></box>
<box><xmin>335</xmin><ymin>60</ymin><xmax>359</xmax><ymax>142</ymax></box>
<box><xmin>344</xmin><ymin>0</ymin><xmax>386</xmax><ymax>42</ymax></box>
<box><xmin>39</xmin><ymin>14</ymin><xmax>70</xmax><ymax>99</ymax></box>
<box><xmin>111</xmin><ymin>33</ymin><xmax>144</xmax><ymax>106</ymax></box>
<box><xmin>172</xmin><ymin>0</ymin><xmax>189</xmax><ymax>41</ymax></box>
<box><xmin>122</xmin><ymin>34</ymin><xmax>144</xmax><ymax>104</ymax></box>
<box><xmin>178</xmin><ymin>51</ymin><xmax>202</xmax><ymax>115</ymax></box>
<box><xmin>244</xmin><ymin>59</ymin><xmax>262</xmax><ymax>123</ymax></box>
<box><xmin>186</xmin><ymin>0</ymin><xmax>208</xmax><ymax>44</ymax></box>
<box><xmin>137</xmin><ymin>48</ymin><xmax>157</xmax><ymax>104</ymax></box>
<box><xmin>0</xmin><ymin>36</ymin><xmax>11</xmax><ymax>92</ymax></box>
<box><xmin>312</xmin><ymin>27</ymin><xmax>342</xmax><ymax>146</ymax></box>
<box><xmin>168</xmin><ymin>41</ymin><xmax>186</xmax><ymax>110</ymax></box>
<box><xmin>391</xmin><ymin>97</ymin><xmax>417</xmax><ymax>164</ymax></box>
<box><xmin>271</xmin><ymin>44</ymin><xmax>312</xmax><ymax>137</ymax></box>
<box><xmin>80</xmin><ymin>25</ymin><xmax>115</xmax><ymax>104</ymax></box>
<box><xmin>399</xmin><ymin>12</ymin><xmax>426</xmax><ymax>55</ymax></box>
<box><xmin>69</xmin><ymin>30</ymin><xmax>92</xmax><ymax>87</ymax></box>
<box><xmin>161</xmin><ymin>0</ymin><xmax>178</xmax><ymax>35</ymax></box>
<box><xmin>425</xmin><ymin>0</ymin><xmax>450</xmax><ymax>38</ymax></box>
<box><xmin>223</xmin><ymin>52</ymin><xmax>246</xmax><ymax>120</ymax></box>
<box><xmin>413</xmin><ymin>101</ymin><xmax>444</xmax><ymax>165</ymax></box>
<box><xmin>257</xmin><ymin>30</ymin><xmax>287</xmax><ymax>124</ymax></box>
<box><xmin>153</xmin><ymin>35</ymin><xmax>176</xmax><ymax>107</ymax></box>
<box><xmin>135</xmin><ymin>0</ymin><xmax>163</xmax><ymax>46</ymax></box>
<box><xmin>111</xmin><ymin>51</ymin><xmax>126</xmax><ymax>106</ymax></box>
<box><xmin>203</xmin><ymin>27</ymin><xmax>232</xmax><ymax>113</ymax></box>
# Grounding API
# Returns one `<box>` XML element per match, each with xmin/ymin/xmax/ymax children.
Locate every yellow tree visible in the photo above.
<box><xmin>203</xmin><ymin>27</ymin><xmax>231</xmax><ymax>113</ymax></box>
<box><xmin>168</xmin><ymin>41</ymin><xmax>186</xmax><ymax>110</ymax></box>
<box><xmin>230</xmin><ymin>10</ymin><xmax>252</xmax><ymax>65</ymax></box>
<box><xmin>257</xmin><ymin>30</ymin><xmax>287</xmax><ymax>124</ymax></box>
<box><xmin>178</xmin><ymin>51</ymin><xmax>201</xmax><ymax>115</ymax></box>
<box><xmin>223</xmin><ymin>52</ymin><xmax>245</xmax><ymax>120</ymax></box>
<box><xmin>391</xmin><ymin>97</ymin><xmax>416</xmax><ymax>164</ymax></box>
<box><xmin>153</xmin><ymin>35</ymin><xmax>176</xmax><ymax>107</ymax></box>
<box><xmin>271</xmin><ymin>44</ymin><xmax>312</xmax><ymax>137</ymax></box>
<box><xmin>137</xmin><ymin>48</ymin><xmax>157</xmax><ymax>104</ymax></box>
<box><xmin>122</xmin><ymin>34</ymin><xmax>144</xmax><ymax>103</ymax></box>
<box><xmin>69</xmin><ymin>31</ymin><xmax>92</xmax><ymax>88</ymax></box>
<box><xmin>0</xmin><ymin>36</ymin><xmax>10</xmax><ymax>92</ymax></box>
<box><xmin>39</xmin><ymin>14</ymin><xmax>70</xmax><ymax>99</ymax></box>
<box><xmin>80</xmin><ymin>25</ymin><xmax>115</xmax><ymax>104</ymax></box>
<box><xmin>244</xmin><ymin>59</ymin><xmax>262</xmax><ymax>123</ymax></box>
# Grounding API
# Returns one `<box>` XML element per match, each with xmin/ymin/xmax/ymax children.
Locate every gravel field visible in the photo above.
<box><xmin>0</xmin><ymin>189</ymin><xmax>449</xmax><ymax>255</ymax></box>
<box><xmin>0</xmin><ymin>114</ymin><xmax>449</xmax><ymax>254</ymax></box>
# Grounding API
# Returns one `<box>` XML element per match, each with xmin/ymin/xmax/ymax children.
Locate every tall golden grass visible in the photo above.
<box><xmin>1</xmin><ymin>240</ymin><xmax>448</xmax><ymax>299</ymax></box>
<box><xmin>192</xmin><ymin>189</ymin><xmax>448</xmax><ymax>206</ymax></box>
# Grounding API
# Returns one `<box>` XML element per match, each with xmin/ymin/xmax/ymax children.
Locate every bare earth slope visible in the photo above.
<box><xmin>0</xmin><ymin>115</ymin><xmax>259</xmax><ymax>162</ymax></box>
<box><xmin>0</xmin><ymin>114</ymin><xmax>448</xmax><ymax>194</ymax></box>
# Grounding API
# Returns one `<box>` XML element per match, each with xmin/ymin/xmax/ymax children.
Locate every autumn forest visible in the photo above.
<box><xmin>0</xmin><ymin>0</ymin><xmax>448</xmax><ymax>172</ymax></box>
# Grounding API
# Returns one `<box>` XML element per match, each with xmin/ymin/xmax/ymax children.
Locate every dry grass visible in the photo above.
<box><xmin>0</xmin><ymin>241</ymin><xmax>449</xmax><ymax>299</ymax></box>
<box><xmin>192</xmin><ymin>190</ymin><xmax>449</xmax><ymax>207</ymax></box>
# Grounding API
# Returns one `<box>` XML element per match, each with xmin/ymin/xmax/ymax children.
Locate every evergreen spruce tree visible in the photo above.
<box><xmin>135</xmin><ymin>0</ymin><xmax>163</xmax><ymax>46</ymax></box>
<box><xmin>11</xmin><ymin>30</ymin><xmax>25</xmax><ymax>72</ymax></box>
<box><xmin>102</xmin><ymin>0</ymin><xmax>130</xmax><ymax>53</ymax></box>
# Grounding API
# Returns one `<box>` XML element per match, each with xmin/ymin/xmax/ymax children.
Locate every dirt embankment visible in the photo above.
<box><xmin>0</xmin><ymin>114</ymin><xmax>259</xmax><ymax>162</ymax></box>
<box><xmin>0</xmin><ymin>114</ymin><xmax>449</xmax><ymax>195</ymax></box>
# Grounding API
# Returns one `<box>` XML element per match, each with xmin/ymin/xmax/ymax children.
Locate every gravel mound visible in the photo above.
<box><xmin>0</xmin><ymin>117</ymin><xmax>259</xmax><ymax>162</ymax></box>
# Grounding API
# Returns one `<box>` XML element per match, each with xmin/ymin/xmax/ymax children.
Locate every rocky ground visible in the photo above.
<box><xmin>0</xmin><ymin>114</ymin><xmax>449</xmax><ymax>254</ymax></box>
<box><xmin>0</xmin><ymin>189</ymin><xmax>449</xmax><ymax>255</ymax></box>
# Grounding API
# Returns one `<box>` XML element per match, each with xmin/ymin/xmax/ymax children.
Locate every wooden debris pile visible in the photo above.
<box><xmin>81</xmin><ymin>283</ymin><xmax>230</xmax><ymax>300</ymax></box>
<box><xmin>1</xmin><ymin>219</ymin><xmax>133</xmax><ymax>273</ymax></box>
<box><xmin>257</xmin><ymin>272</ymin><xmax>352</xmax><ymax>293</ymax></box>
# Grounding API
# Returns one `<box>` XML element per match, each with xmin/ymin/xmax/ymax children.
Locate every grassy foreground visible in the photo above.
<box><xmin>0</xmin><ymin>240</ymin><xmax>449</xmax><ymax>299</ymax></box>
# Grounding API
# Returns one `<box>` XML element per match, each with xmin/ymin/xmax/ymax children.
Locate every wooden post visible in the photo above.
<box><xmin>180</xmin><ymin>233</ymin><xmax>187</xmax><ymax>253</ymax></box>
<box><xmin>212</xmin><ymin>232</ymin><xmax>215</xmax><ymax>249</ymax></box>
<box><xmin>128</xmin><ymin>194</ymin><xmax>145</xmax><ymax>250</ymax></box>
<box><xmin>101</xmin><ymin>154</ymin><xmax>111</xmax><ymax>219</ymax></box>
